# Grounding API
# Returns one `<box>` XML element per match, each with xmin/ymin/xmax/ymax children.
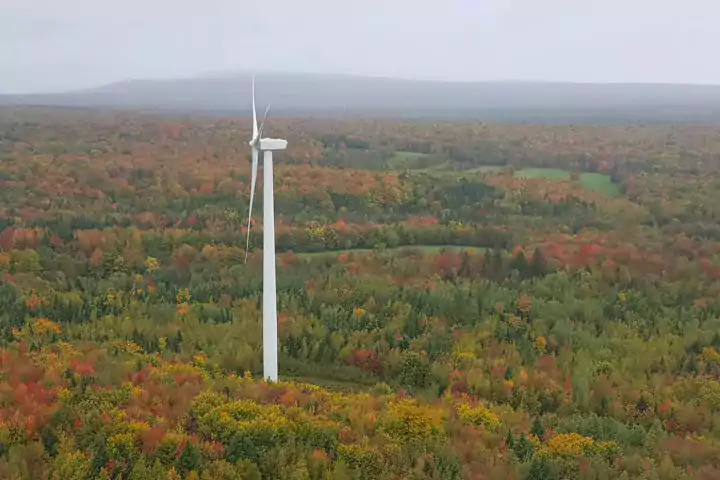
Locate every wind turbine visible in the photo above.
<box><xmin>245</xmin><ymin>78</ymin><xmax>288</xmax><ymax>382</ymax></box>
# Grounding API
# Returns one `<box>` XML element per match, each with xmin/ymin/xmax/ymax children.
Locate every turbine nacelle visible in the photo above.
<box><xmin>259</xmin><ymin>138</ymin><xmax>288</xmax><ymax>151</ymax></box>
<box><xmin>249</xmin><ymin>136</ymin><xmax>286</xmax><ymax>151</ymax></box>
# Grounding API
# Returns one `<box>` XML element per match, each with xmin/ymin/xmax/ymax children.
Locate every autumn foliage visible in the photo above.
<box><xmin>0</xmin><ymin>107</ymin><xmax>719</xmax><ymax>478</ymax></box>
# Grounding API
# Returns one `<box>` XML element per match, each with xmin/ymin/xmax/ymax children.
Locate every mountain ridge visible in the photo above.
<box><xmin>3</xmin><ymin>72</ymin><xmax>720</xmax><ymax>123</ymax></box>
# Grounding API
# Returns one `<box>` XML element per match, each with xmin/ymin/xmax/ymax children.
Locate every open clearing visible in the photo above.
<box><xmin>387</xmin><ymin>151</ymin><xmax>432</xmax><ymax>170</ymax></box>
<box><xmin>515</xmin><ymin>167</ymin><xmax>571</xmax><ymax>180</ymax></box>
<box><xmin>580</xmin><ymin>172</ymin><xmax>620</xmax><ymax>196</ymax></box>
<box><xmin>468</xmin><ymin>165</ymin><xmax>508</xmax><ymax>173</ymax></box>
<box><xmin>514</xmin><ymin>167</ymin><xmax>619</xmax><ymax>196</ymax></box>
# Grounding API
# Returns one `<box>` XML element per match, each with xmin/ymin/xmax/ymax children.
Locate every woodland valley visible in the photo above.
<box><xmin>1</xmin><ymin>106</ymin><xmax>720</xmax><ymax>479</ymax></box>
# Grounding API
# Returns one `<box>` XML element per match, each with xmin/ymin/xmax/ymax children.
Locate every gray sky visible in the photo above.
<box><xmin>1</xmin><ymin>0</ymin><xmax>717</xmax><ymax>93</ymax></box>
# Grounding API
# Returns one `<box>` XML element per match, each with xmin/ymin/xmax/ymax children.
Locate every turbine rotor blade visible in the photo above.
<box><xmin>245</xmin><ymin>148</ymin><xmax>259</xmax><ymax>263</ymax></box>
<box><xmin>252</xmin><ymin>76</ymin><xmax>258</xmax><ymax>141</ymax></box>
<box><xmin>258</xmin><ymin>104</ymin><xmax>271</xmax><ymax>140</ymax></box>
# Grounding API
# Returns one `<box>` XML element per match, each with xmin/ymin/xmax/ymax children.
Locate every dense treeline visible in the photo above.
<box><xmin>1</xmin><ymin>108</ymin><xmax>720</xmax><ymax>478</ymax></box>
<box><xmin>5</xmin><ymin>107</ymin><xmax>720</xmax><ymax>175</ymax></box>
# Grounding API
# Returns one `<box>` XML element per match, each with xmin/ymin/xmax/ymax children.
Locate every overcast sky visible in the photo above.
<box><xmin>1</xmin><ymin>0</ymin><xmax>717</xmax><ymax>93</ymax></box>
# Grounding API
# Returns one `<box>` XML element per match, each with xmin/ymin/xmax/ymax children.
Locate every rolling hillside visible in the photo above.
<box><xmin>3</xmin><ymin>72</ymin><xmax>720</xmax><ymax>123</ymax></box>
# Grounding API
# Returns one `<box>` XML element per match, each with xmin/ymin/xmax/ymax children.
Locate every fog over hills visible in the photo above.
<box><xmin>3</xmin><ymin>72</ymin><xmax>720</xmax><ymax>123</ymax></box>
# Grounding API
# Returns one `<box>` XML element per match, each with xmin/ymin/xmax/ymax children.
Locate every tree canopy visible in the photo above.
<box><xmin>0</xmin><ymin>107</ymin><xmax>719</xmax><ymax>478</ymax></box>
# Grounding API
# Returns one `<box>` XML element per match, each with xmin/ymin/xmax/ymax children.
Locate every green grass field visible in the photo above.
<box><xmin>387</xmin><ymin>151</ymin><xmax>432</xmax><ymax>170</ymax></box>
<box><xmin>515</xmin><ymin>167</ymin><xmax>571</xmax><ymax>180</ymax></box>
<box><xmin>580</xmin><ymin>172</ymin><xmax>620</xmax><ymax>196</ymax></box>
<box><xmin>468</xmin><ymin>165</ymin><xmax>507</xmax><ymax>173</ymax></box>
<box><xmin>513</xmin><ymin>168</ymin><xmax>619</xmax><ymax>196</ymax></box>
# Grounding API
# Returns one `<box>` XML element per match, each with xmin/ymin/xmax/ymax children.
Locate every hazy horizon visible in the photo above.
<box><xmin>58</xmin><ymin>69</ymin><xmax>720</xmax><ymax>95</ymax></box>
<box><xmin>2</xmin><ymin>0</ymin><xmax>719</xmax><ymax>94</ymax></box>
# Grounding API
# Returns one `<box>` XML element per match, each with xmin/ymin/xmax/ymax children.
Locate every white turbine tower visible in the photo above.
<box><xmin>245</xmin><ymin>78</ymin><xmax>287</xmax><ymax>382</ymax></box>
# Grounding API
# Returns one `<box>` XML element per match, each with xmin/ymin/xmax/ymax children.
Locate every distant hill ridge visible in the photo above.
<box><xmin>3</xmin><ymin>72</ymin><xmax>720</xmax><ymax>123</ymax></box>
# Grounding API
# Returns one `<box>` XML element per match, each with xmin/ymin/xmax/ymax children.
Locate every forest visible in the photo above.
<box><xmin>1</xmin><ymin>106</ymin><xmax>720</xmax><ymax>479</ymax></box>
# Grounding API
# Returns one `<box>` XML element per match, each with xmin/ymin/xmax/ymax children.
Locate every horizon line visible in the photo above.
<box><xmin>4</xmin><ymin>69</ymin><xmax>720</xmax><ymax>96</ymax></box>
